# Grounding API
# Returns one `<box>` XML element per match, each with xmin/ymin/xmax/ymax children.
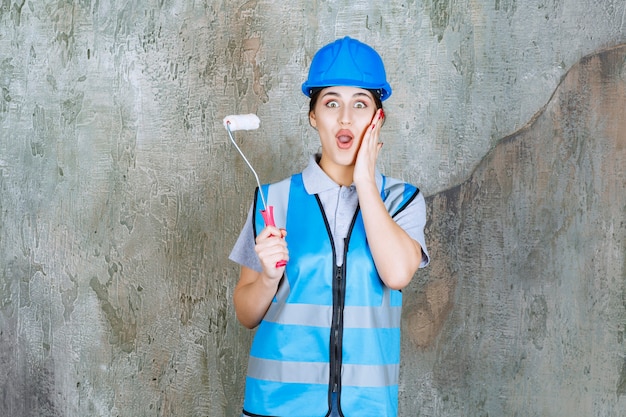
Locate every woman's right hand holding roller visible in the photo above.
<box><xmin>234</xmin><ymin>226</ymin><xmax>288</xmax><ymax>329</ymax></box>
<box><xmin>255</xmin><ymin>226</ymin><xmax>288</xmax><ymax>281</ymax></box>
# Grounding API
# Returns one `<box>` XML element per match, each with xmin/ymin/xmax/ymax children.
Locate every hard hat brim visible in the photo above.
<box><xmin>301</xmin><ymin>80</ymin><xmax>392</xmax><ymax>101</ymax></box>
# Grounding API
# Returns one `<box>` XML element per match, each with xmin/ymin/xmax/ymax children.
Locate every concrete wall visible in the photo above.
<box><xmin>402</xmin><ymin>45</ymin><xmax>626</xmax><ymax>416</ymax></box>
<box><xmin>0</xmin><ymin>1</ymin><xmax>624</xmax><ymax>416</ymax></box>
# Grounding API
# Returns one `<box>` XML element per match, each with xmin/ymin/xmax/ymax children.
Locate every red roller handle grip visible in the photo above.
<box><xmin>260</xmin><ymin>206</ymin><xmax>287</xmax><ymax>268</ymax></box>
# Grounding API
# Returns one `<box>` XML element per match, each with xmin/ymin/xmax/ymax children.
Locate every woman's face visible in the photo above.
<box><xmin>309</xmin><ymin>86</ymin><xmax>378</xmax><ymax>176</ymax></box>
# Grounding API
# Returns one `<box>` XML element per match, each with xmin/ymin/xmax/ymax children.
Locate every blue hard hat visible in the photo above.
<box><xmin>302</xmin><ymin>36</ymin><xmax>392</xmax><ymax>101</ymax></box>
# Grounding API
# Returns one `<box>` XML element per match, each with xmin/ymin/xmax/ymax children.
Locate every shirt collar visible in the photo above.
<box><xmin>301</xmin><ymin>154</ymin><xmax>383</xmax><ymax>195</ymax></box>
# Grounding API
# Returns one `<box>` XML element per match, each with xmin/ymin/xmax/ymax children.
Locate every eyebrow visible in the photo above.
<box><xmin>321</xmin><ymin>90</ymin><xmax>374</xmax><ymax>100</ymax></box>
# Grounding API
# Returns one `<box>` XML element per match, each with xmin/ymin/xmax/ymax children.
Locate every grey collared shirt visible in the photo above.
<box><xmin>229</xmin><ymin>155</ymin><xmax>429</xmax><ymax>271</ymax></box>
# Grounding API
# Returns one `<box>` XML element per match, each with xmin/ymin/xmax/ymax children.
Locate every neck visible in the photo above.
<box><xmin>318</xmin><ymin>157</ymin><xmax>354</xmax><ymax>187</ymax></box>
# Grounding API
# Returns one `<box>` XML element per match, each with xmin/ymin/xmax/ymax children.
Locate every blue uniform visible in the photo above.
<box><xmin>230</xmin><ymin>156</ymin><xmax>429</xmax><ymax>417</ymax></box>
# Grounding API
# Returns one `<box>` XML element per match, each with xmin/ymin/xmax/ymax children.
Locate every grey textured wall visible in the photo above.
<box><xmin>0</xmin><ymin>1</ymin><xmax>624</xmax><ymax>416</ymax></box>
<box><xmin>402</xmin><ymin>45</ymin><xmax>626</xmax><ymax>416</ymax></box>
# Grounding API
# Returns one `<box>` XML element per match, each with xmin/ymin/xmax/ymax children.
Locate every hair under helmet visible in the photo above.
<box><xmin>301</xmin><ymin>36</ymin><xmax>392</xmax><ymax>101</ymax></box>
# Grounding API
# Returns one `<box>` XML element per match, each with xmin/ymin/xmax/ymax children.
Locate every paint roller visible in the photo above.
<box><xmin>223</xmin><ymin>114</ymin><xmax>287</xmax><ymax>268</ymax></box>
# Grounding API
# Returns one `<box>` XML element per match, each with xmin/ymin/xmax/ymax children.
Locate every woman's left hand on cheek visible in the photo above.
<box><xmin>354</xmin><ymin>108</ymin><xmax>384</xmax><ymax>185</ymax></box>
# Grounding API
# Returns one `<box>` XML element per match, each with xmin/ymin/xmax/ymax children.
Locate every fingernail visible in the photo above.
<box><xmin>371</xmin><ymin>123</ymin><xmax>376</xmax><ymax>130</ymax></box>
<box><xmin>380</xmin><ymin>109</ymin><xmax>385</xmax><ymax>119</ymax></box>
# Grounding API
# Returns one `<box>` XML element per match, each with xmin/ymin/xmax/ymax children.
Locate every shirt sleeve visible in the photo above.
<box><xmin>228</xmin><ymin>204</ymin><xmax>263</xmax><ymax>273</ymax></box>
<box><xmin>393</xmin><ymin>190</ymin><xmax>430</xmax><ymax>268</ymax></box>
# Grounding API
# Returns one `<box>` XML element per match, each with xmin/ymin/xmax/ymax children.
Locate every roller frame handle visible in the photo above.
<box><xmin>260</xmin><ymin>206</ymin><xmax>287</xmax><ymax>268</ymax></box>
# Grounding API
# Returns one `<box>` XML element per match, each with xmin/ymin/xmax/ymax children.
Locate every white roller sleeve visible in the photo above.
<box><xmin>223</xmin><ymin>114</ymin><xmax>260</xmax><ymax>131</ymax></box>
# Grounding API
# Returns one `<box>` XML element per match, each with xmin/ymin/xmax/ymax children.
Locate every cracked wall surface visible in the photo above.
<box><xmin>402</xmin><ymin>44</ymin><xmax>626</xmax><ymax>416</ymax></box>
<box><xmin>0</xmin><ymin>1</ymin><xmax>625</xmax><ymax>416</ymax></box>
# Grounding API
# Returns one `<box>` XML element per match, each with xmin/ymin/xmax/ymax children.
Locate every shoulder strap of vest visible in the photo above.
<box><xmin>380</xmin><ymin>175</ymin><xmax>420</xmax><ymax>219</ymax></box>
<box><xmin>252</xmin><ymin>175</ymin><xmax>296</xmax><ymax>238</ymax></box>
<box><xmin>252</xmin><ymin>186</ymin><xmax>261</xmax><ymax>238</ymax></box>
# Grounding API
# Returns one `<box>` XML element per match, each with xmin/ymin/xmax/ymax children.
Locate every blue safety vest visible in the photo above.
<box><xmin>243</xmin><ymin>173</ymin><xmax>419</xmax><ymax>417</ymax></box>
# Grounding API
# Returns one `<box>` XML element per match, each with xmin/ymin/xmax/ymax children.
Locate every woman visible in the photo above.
<box><xmin>229</xmin><ymin>36</ymin><xmax>430</xmax><ymax>417</ymax></box>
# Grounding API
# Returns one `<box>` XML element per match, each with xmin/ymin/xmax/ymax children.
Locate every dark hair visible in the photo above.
<box><xmin>308</xmin><ymin>88</ymin><xmax>383</xmax><ymax>114</ymax></box>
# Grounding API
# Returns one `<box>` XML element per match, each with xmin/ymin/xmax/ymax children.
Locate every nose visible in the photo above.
<box><xmin>339</xmin><ymin>106</ymin><xmax>352</xmax><ymax>125</ymax></box>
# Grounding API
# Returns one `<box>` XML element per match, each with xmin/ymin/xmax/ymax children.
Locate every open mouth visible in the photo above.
<box><xmin>336</xmin><ymin>129</ymin><xmax>354</xmax><ymax>149</ymax></box>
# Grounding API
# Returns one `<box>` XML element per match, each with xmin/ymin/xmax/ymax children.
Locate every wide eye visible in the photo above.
<box><xmin>354</xmin><ymin>101</ymin><xmax>367</xmax><ymax>109</ymax></box>
<box><xmin>326</xmin><ymin>100</ymin><xmax>340</xmax><ymax>108</ymax></box>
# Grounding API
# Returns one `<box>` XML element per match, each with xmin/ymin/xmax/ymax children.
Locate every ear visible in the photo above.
<box><xmin>309</xmin><ymin>111</ymin><xmax>317</xmax><ymax>129</ymax></box>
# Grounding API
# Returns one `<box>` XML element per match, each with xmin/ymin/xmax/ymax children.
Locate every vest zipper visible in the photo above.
<box><xmin>314</xmin><ymin>194</ymin><xmax>359</xmax><ymax>415</ymax></box>
<box><xmin>330</xmin><ymin>261</ymin><xmax>346</xmax><ymax>394</ymax></box>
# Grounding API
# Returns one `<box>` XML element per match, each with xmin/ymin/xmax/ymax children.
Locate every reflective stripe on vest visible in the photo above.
<box><xmin>243</xmin><ymin>173</ymin><xmax>419</xmax><ymax>417</ymax></box>
<box><xmin>247</xmin><ymin>357</ymin><xmax>399</xmax><ymax>387</ymax></box>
